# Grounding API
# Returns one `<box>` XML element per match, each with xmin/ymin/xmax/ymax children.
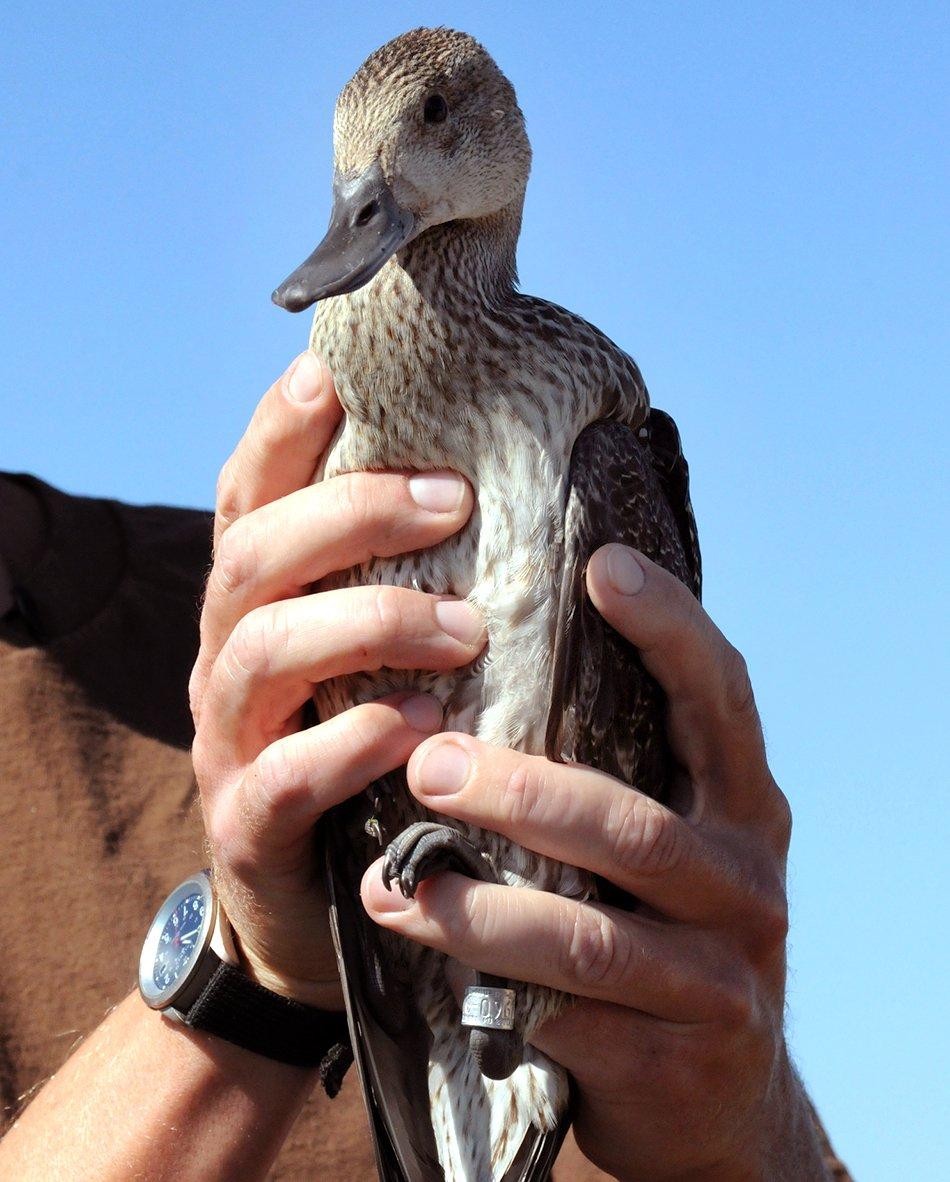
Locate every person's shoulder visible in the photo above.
<box><xmin>111</xmin><ymin>497</ymin><xmax>213</xmax><ymax>596</ymax></box>
<box><xmin>2</xmin><ymin>471</ymin><xmax>214</xmax><ymax>620</ymax></box>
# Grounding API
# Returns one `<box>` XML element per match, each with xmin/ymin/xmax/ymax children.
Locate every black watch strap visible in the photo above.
<box><xmin>183</xmin><ymin>959</ymin><xmax>351</xmax><ymax>1077</ymax></box>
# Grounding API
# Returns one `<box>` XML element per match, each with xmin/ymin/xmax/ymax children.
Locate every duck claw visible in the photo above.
<box><xmin>381</xmin><ymin>822</ymin><xmax>496</xmax><ymax>899</ymax></box>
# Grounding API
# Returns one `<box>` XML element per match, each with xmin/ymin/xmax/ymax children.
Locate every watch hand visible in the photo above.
<box><xmin>179</xmin><ymin>927</ymin><xmax>202</xmax><ymax>943</ymax></box>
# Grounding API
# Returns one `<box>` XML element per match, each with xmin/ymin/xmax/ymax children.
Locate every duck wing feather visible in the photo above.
<box><xmin>545</xmin><ymin>409</ymin><xmax>701</xmax><ymax>803</ymax></box>
<box><xmin>324</xmin><ymin>773</ymin><xmax>444</xmax><ymax>1182</ymax></box>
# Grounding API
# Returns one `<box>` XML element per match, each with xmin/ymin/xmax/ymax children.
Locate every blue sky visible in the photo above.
<box><xmin>2</xmin><ymin>3</ymin><xmax>948</xmax><ymax>1174</ymax></box>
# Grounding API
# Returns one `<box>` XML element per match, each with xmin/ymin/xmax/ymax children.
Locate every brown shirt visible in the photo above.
<box><xmin>0</xmin><ymin>475</ymin><xmax>608</xmax><ymax>1180</ymax></box>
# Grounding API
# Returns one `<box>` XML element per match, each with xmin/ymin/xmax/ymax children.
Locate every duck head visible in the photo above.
<box><xmin>272</xmin><ymin>27</ymin><xmax>531</xmax><ymax>312</ymax></box>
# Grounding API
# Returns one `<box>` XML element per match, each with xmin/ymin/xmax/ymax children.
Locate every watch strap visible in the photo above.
<box><xmin>184</xmin><ymin>960</ymin><xmax>351</xmax><ymax>1073</ymax></box>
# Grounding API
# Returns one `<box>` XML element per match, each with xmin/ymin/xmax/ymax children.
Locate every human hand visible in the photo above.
<box><xmin>361</xmin><ymin>546</ymin><xmax>825</xmax><ymax>1179</ymax></box>
<box><xmin>189</xmin><ymin>353</ymin><xmax>484</xmax><ymax>1008</ymax></box>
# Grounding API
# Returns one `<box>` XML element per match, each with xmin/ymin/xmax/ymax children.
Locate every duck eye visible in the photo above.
<box><xmin>423</xmin><ymin>94</ymin><xmax>448</xmax><ymax>124</ymax></box>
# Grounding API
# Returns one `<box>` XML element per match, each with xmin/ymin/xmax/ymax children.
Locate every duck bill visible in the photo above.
<box><xmin>272</xmin><ymin>163</ymin><xmax>414</xmax><ymax>312</ymax></box>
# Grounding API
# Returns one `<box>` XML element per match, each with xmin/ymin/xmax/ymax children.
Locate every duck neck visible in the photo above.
<box><xmin>393</xmin><ymin>195</ymin><xmax>524</xmax><ymax>312</ymax></box>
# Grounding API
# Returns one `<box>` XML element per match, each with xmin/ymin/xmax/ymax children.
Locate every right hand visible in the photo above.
<box><xmin>189</xmin><ymin>352</ymin><xmax>483</xmax><ymax>1009</ymax></box>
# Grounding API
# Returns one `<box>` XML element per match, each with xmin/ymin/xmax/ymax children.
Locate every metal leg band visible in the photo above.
<box><xmin>461</xmin><ymin>985</ymin><xmax>516</xmax><ymax>1031</ymax></box>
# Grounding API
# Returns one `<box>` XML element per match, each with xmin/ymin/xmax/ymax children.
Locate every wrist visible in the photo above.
<box><xmin>211</xmin><ymin>873</ymin><xmax>345</xmax><ymax>1010</ymax></box>
<box><xmin>140</xmin><ymin>871</ymin><xmax>349</xmax><ymax>1075</ymax></box>
<box><xmin>236</xmin><ymin>943</ymin><xmax>345</xmax><ymax>1011</ymax></box>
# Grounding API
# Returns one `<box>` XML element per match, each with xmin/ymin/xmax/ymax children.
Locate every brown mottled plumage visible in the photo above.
<box><xmin>273</xmin><ymin>27</ymin><xmax>700</xmax><ymax>1182</ymax></box>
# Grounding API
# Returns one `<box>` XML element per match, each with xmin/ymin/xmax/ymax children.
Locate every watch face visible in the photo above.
<box><xmin>152</xmin><ymin>890</ymin><xmax>206</xmax><ymax>992</ymax></box>
<box><xmin>139</xmin><ymin>872</ymin><xmax>215</xmax><ymax>1009</ymax></box>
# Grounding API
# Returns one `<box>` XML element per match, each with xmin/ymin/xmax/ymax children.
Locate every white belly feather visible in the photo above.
<box><xmin>316</xmin><ymin>420</ymin><xmax>585</xmax><ymax>1181</ymax></box>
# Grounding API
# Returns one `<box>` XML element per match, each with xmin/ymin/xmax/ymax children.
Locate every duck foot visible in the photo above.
<box><xmin>381</xmin><ymin>822</ymin><xmax>524</xmax><ymax>1080</ymax></box>
<box><xmin>382</xmin><ymin>821</ymin><xmax>496</xmax><ymax>896</ymax></box>
<box><xmin>465</xmin><ymin>972</ymin><xmax>523</xmax><ymax>1080</ymax></box>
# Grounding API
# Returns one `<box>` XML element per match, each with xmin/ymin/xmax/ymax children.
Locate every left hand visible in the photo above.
<box><xmin>190</xmin><ymin>354</ymin><xmax>480</xmax><ymax>1008</ymax></box>
<box><xmin>362</xmin><ymin>545</ymin><xmax>825</xmax><ymax>1180</ymax></box>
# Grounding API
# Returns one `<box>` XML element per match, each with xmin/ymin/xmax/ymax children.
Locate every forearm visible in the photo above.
<box><xmin>0</xmin><ymin>991</ymin><xmax>315</xmax><ymax>1181</ymax></box>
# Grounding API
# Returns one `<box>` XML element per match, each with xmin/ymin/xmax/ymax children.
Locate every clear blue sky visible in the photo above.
<box><xmin>3</xmin><ymin>3</ymin><xmax>948</xmax><ymax>1175</ymax></box>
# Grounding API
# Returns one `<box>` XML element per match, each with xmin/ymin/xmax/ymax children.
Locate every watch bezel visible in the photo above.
<box><xmin>139</xmin><ymin>870</ymin><xmax>217</xmax><ymax>1011</ymax></box>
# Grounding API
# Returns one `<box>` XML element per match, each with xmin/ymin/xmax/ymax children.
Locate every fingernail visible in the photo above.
<box><xmin>606</xmin><ymin>545</ymin><xmax>645</xmax><ymax>595</ymax></box>
<box><xmin>434</xmin><ymin>599</ymin><xmax>485</xmax><ymax>647</ymax></box>
<box><xmin>416</xmin><ymin>741</ymin><xmax>471</xmax><ymax>796</ymax></box>
<box><xmin>398</xmin><ymin>693</ymin><xmax>443</xmax><ymax>732</ymax></box>
<box><xmin>287</xmin><ymin>352</ymin><xmax>324</xmax><ymax>402</ymax></box>
<box><xmin>409</xmin><ymin>472</ymin><xmax>466</xmax><ymax>513</ymax></box>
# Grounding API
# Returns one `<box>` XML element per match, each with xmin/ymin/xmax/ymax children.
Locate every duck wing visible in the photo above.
<box><xmin>644</xmin><ymin>408</ymin><xmax>702</xmax><ymax>600</ymax></box>
<box><xmin>324</xmin><ymin>775</ymin><xmax>444</xmax><ymax>1182</ymax></box>
<box><xmin>545</xmin><ymin>409</ymin><xmax>701</xmax><ymax>800</ymax></box>
<box><xmin>324</xmin><ymin>784</ymin><xmax>572</xmax><ymax>1182</ymax></box>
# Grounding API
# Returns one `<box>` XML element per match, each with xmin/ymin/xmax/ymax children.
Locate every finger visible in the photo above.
<box><xmin>201</xmin><ymin>470</ymin><xmax>473</xmax><ymax>671</ymax></box>
<box><xmin>201</xmin><ymin>587</ymin><xmax>485</xmax><ymax>763</ymax></box>
<box><xmin>206</xmin><ymin>694</ymin><xmax>444</xmax><ymax>876</ymax></box>
<box><xmin>214</xmin><ymin>352</ymin><xmax>341</xmax><ymax>552</ymax></box>
<box><xmin>586</xmin><ymin>546</ymin><xmax>780</xmax><ymax>825</ymax></box>
<box><xmin>405</xmin><ymin>734</ymin><xmax>754</xmax><ymax>925</ymax></box>
<box><xmin>361</xmin><ymin>866</ymin><xmax>748</xmax><ymax>1023</ymax></box>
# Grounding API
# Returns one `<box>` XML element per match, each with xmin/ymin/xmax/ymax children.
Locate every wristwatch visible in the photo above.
<box><xmin>138</xmin><ymin>870</ymin><xmax>350</xmax><ymax>1073</ymax></box>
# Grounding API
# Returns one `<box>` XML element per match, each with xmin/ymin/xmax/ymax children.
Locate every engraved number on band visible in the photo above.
<box><xmin>461</xmin><ymin>985</ymin><xmax>516</xmax><ymax>1031</ymax></box>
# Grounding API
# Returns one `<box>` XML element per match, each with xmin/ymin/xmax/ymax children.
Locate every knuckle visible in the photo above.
<box><xmin>564</xmin><ymin>905</ymin><xmax>631</xmax><ymax>992</ymax></box>
<box><xmin>499</xmin><ymin>760</ymin><xmax>547</xmax><ymax>830</ymax></box>
<box><xmin>204</xmin><ymin>799</ymin><xmax>248</xmax><ymax>874</ymax></box>
<box><xmin>722</xmin><ymin>644</ymin><xmax>757</xmax><ymax>720</ymax></box>
<box><xmin>191</xmin><ymin>733</ymin><xmax>212</xmax><ymax>789</ymax></box>
<box><xmin>651</xmin><ymin>573</ymin><xmax>695</xmax><ymax>645</ymax></box>
<box><xmin>322</xmin><ymin>705</ymin><xmax>381</xmax><ymax>770</ymax></box>
<box><xmin>333</xmin><ymin>706</ymin><xmax>375</xmax><ymax>757</ymax></box>
<box><xmin>332</xmin><ymin>473</ymin><xmax>370</xmax><ymax>529</ymax></box>
<box><xmin>433</xmin><ymin>873</ymin><xmax>494</xmax><ymax>950</ymax></box>
<box><xmin>214</xmin><ymin>461</ymin><xmax>240</xmax><ymax>535</ymax></box>
<box><xmin>767</xmin><ymin>782</ymin><xmax>793</xmax><ymax>853</ymax></box>
<box><xmin>706</xmin><ymin>965</ymin><xmax>755</xmax><ymax>1028</ymax></box>
<box><xmin>225</xmin><ymin>605</ymin><xmax>290</xmax><ymax>684</ymax></box>
<box><xmin>749</xmin><ymin>876</ymin><xmax>790</xmax><ymax>950</ymax></box>
<box><xmin>460</xmin><ymin>882</ymin><xmax>496</xmax><ymax>947</ymax></box>
<box><xmin>761</xmin><ymin>893</ymin><xmax>791</xmax><ymax>949</ymax></box>
<box><xmin>369</xmin><ymin>584</ymin><xmax>411</xmax><ymax>650</ymax></box>
<box><xmin>681</xmin><ymin>583</ymin><xmax>705</xmax><ymax>632</ymax></box>
<box><xmin>213</xmin><ymin>517</ymin><xmax>258</xmax><ymax>597</ymax></box>
<box><xmin>671</xmin><ymin>579</ymin><xmax>704</xmax><ymax>641</ymax></box>
<box><xmin>653</xmin><ymin>581</ymin><xmax>707</xmax><ymax>667</ymax></box>
<box><xmin>249</xmin><ymin>744</ymin><xmax>310</xmax><ymax>828</ymax></box>
<box><xmin>610</xmin><ymin>794</ymin><xmax>683</xmax><ymax>879</ymax></box>
<box><xmin>334</xmin><ymin>472</ymin><xmax>385</xmax><ymax>534</ymax></box>
<box><xmin>211</xmin><ymin>825</ymin><xmax>256</xmax><ymax>883</ymax></box>
<box><xmin>188</xmin><ymin>662</ymin><xmax>206</xmax><ymax>724</ymax></box>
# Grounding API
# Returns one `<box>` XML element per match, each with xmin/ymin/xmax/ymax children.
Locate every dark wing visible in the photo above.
<box><xmin>502</xmin><ymin>1120</ymin><xmax>571</xmax><ymax>1182</ymax></box>
<box><xmin>644</xmin><ymin>408</ymin><xmax>701</xmax><ymax>600</ymax></box>
<box><xmin>508</xmin><ymin>411</ymin><xmax>698</xmax><ymax>1177</ymax></box>
<box><xmin>324</xmin><ymin>774</ymin><xmax>444</xmax><ymax>1182</ymax></box>
<box><xmin>545</xmin><ymin>410</ymin><xmax>701</xmax><ymax>801</ymax></box>
<box><xmin>325</xmin><ymin>783</ymin><xmax>571</xmax><ymax>1182</ymax></box>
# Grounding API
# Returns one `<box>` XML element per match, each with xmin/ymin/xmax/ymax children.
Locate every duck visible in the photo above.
<box><xmin>273</xmin><ymin>26</ymin><xmax>700</xmax><ymax>1182</ymax></box>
